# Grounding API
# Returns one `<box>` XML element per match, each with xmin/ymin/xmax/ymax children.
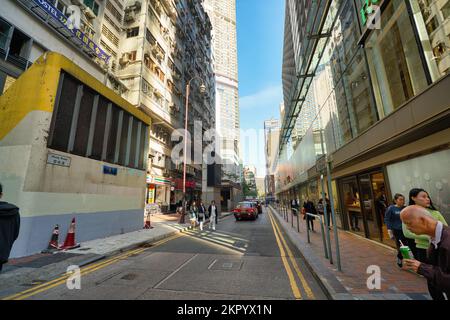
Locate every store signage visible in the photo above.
<box><xmin>47</xmin><ymin>153</ymin><xmax>71</xmax><ymax>167</ymax></box>
<box><xmin>103</xmin><ymin>165</ymin><xmax>118</xmax><ymax>176</ymax></box>
<box><xmin>360</xmin><ymin>0</ymin><xmax>380</xmax><ymax>26</ymax></box>
<box><xmin>147</xmin><ymin>175</ymin><xmax>172</xmax><ymax>185</ymax></box>
<box><xmin>33</xmin><ymin>0</ymin><xmax>110</xmax><ymax>63</ymax></box>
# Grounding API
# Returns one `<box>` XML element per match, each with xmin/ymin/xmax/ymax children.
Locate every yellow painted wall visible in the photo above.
<box><xmin>0</xmin><ymin>52</ymin><xmax>151</xmax><ymax>141</ymax></box>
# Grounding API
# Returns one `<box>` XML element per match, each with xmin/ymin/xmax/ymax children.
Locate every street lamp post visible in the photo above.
<box><xmin>179</xmin><ymin>76</ymin><xmax>206</xmax><ymax>224</ymax></box>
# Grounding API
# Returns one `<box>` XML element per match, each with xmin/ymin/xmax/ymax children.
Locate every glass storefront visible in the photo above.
<box><xmin>386</xmin><ymin>149</ymin><xmax>450</xmax><ymax>223</ymax></box>
<box><xmin>365</xmin><ymin>0</ymin><xmax>429</xmax><ymax>118</ymax></box>
<box><xmin>339</xmin><ymin>170</ymin><xmax>396</xmax><ymax>246</ymax></box>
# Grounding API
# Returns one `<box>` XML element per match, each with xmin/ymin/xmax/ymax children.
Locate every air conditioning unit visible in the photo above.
<box><xmin>156</xmin><ymin>51</ymin><xmax>164</xmax><ymax>61</ymax></box>
<box><xmin>84</xmin><ymin>7</ymin><xmax>96</xmax><ymax>19</ymax></box>
<box><xmin>124</xmin><ymin>11</ymin><xmax>136</xmax><ymax>22</ymax></box>
<box><xmin>119</xmin><ymin>54</ymin><xmax>129</xmax><ymax>65</ymax></box>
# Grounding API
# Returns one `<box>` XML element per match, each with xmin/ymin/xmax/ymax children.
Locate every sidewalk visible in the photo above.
<box><xmin>0</xmin><ymin>212</ymin><xmax>232</xmax><ymax>297</ymax></box>
<box><xmin>269</xmin><ymin>205</ymin><xmax>431</xmax><ymax>300</ymax></box>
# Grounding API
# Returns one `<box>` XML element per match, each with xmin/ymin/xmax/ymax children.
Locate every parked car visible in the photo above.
<box><xmin>233</xmin><ymin>202</ymin><xmax>259</xmax><ymax>221</ymax></box>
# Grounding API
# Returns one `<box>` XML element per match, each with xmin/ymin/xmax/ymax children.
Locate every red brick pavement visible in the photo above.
<box><xmin>271</xmin><ymin>205</ymin><xmax>429</xmax><ymax>297</ymax></box>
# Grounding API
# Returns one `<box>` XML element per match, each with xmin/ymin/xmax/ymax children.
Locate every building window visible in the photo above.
<box><xmin>100</xmin><ymin>40</ymin><xmax>117</xmax><ymax>58</ymax></box>
<box><xmin>102</xmin><ymin>25</ymin><xmax>120</xmax><ymax>47</ymax></box>
<box><xmin>83</xmin><ymin>0</ymin><xmax>100</xmax><ymax>16</ymax></box>
<box><xmin>365</xmin><ymin>0</ymin><xmax>429</xmax><ymax>119</ymax></box>
<box><xmin>49</xmin><ymin>72</ymin><xmax>148</xmax><ymax>169</ymax></box>
<box><xmin>0</xmin><ymin>19</ymin><xmax>12</xmax><ymax>51</ymax></box>
<box><xmin>106</xmin><ymin>1</ymin><xmax>123</xmax><ymax>22</ymax></box>
<box><xmin>127</xmin><ymin>51</ymin><xmax>137</xmax><ymax>61</ymax></box>
<box><xmin>127</xmin><ymin>27</ymin><xmax>139</xmax><ymax>38</ymax></box>
<box><xmin>48</xmin><ymin>0</ymin><xmax>67</xmax><ymax>14</ymax></box>
<box><xmin>408</xmin><ymin>0</ymin><xmax>450</xmax><ymax>81</ymax></box>
<box><xmin>104</xmin><ymin>14</ymin><xmax>121</xmax><ymax>33</ymax></box>
<box><xmin>81</xmin><ymin>21</ymin><xmax>95</xmax><ymax>40</ymax></box>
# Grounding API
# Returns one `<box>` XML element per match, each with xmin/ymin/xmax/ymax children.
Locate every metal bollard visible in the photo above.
<box><xmin>291</xmin><ymin>211</ymin><xmax>294</xmax><ymax>228</ymax></box>
<box><xmin>297</xmin><ymin>213</ymin><xmax>300</xmax><ymax>233</ymax></box>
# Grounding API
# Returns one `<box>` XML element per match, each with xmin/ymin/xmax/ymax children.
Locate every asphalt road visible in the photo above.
<box><xmin>7</xmin><ymin>207</ymin><xmax>327</xmax><ymax>300</ymax></box>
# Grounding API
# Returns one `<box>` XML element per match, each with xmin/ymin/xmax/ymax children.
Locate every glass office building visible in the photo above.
<box><xmin>278</xmin><ymin>0</ymin><xmax>450</xmax><ymax>245</ymax></box>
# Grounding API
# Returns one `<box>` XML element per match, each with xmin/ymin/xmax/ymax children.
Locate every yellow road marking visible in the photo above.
<box><xmin>267</xmin><ymin>210</ymin><xmax>302</xmax><ymax>300</ymax></box>
<box><xmin>2</xmin><ymin>232</ymin><xmax>185</xmax><ymax>300</ymax></box>
<box><xmin>268</xmin><ymin>211</ymin><xmax>315</xmax><ymax>299</ymax></box>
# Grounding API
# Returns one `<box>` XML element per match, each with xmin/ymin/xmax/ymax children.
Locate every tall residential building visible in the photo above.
<box><xmin>204</xmin><ymin>0</ymin><xmax>240</xmax><ymax>178</ymax></box>
<box><xmin>264</xmin><ymin>118</ymin><xmax>280</xmax><ymax>199</ymax></box>
<box><xmin>0</xmin><ymin>0</ymin><xmax>217</xmax><ymax>257</ymax></box>
<box><xmin>204</xmin><ymin>0</ymin><xmax>241</xmax><ymax>210</ymax></box>
<box><xmin>278</xmin><ymin>0</ymin><xmax>450</xmax><ymax>247</ymax></box>
<box><xmin>117</xmin><ymin>0</ymin><xmax>216</xmax><ymax>212</ymax></box>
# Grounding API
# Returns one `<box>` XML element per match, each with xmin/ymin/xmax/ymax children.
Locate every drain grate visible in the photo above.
<box><xmin>78</xmin><ymin>248</ymin><xmax>91</xmax><ymax>251</ymax></box>
<box><xmin>209</xmin><ymin>259</ymin><xmax>243</xmax><ymax>271</ymax></box>
<box><xmin>121</xmin><ymin>273</ymin><xmax>138</xmax><ymax>281</ymax></box>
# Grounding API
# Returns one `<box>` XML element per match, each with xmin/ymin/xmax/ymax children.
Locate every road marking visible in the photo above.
<box><xmin>2</xmin><ymin>233</ymin><xmax>185</xmax><ymax>300</ymax></box>
<box><xmin>153</xmin><ymin>254</ymin><xmax>199</xmax><ymax>289</ymax></box>
<box><xmin>267</xmin><ymin>209</ymin><xmax>302</xmax><ymax>300</ymax></box>
<box><xmin>268</xmin><ymin>211</ymin><xmax>315</xmax><ymax>299</ymax></box>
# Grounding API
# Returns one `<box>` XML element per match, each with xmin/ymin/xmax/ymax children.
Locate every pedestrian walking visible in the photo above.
<box><xmin>303</xmin><ymin>198</ymin><xmax>316</xmax><ymax>232</ymax></box>
<box><xmin>291</xmin><ymin>199</ymin><xmax>299</xmax><ymax>215</ymax></box>
<box><xmin>403</xmin><ymin>188</ymin><xmax>448</xmax><ymax>262</ymax></box>
<box><xmin>317</xmin><ymin>194</ymin><xmax>332</xmax><ymax>229</ymax></box>
<box><xmin>198</xmin><ymin>201</ymin><xmax>206</xmax><ymax>231</ymax></box>
<box><xmin>384</xmin><ymin>193</ymin><xmax>408</xmax><ymax>267</ymax></box>
<box><xmin>208</xmin><ymin>200</ymin><xmax>218</xmax><ymax>231</ymax></box>
<box><xmin>0</xmin><ymin>183</ymin><xmax>21</xmax><ymax>272</ymax></box>
<box><xmin>190</xmin><ymin>201</ymin><xmax>198</xmax><ymax>229</ymax></box>
<box><xmin>401</xmin><ymin>205</ymin><xmax>450</xmax><ymax>300</ymax></box>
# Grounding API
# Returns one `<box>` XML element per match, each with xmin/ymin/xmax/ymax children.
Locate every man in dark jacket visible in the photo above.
<box><xmin>401</xmin><ymin>205</ymin><xmax>450</xmax><ymax>300</ymax></box>
<box><xmin>0</xmin><ymin>183</ymin><xmax>21</xmax><ymax>272</ymax></box>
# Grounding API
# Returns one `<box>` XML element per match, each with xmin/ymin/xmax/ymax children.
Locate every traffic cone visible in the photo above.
<box><xmin>41</xmin><ymin>224</ymin><xmax>61</xmax><ymax>253</ymax></box>
<box><xmin>144</xmin><ymin>213</ymin><xmax>153</xmax><ymax>229</ymax></box>
<box><xmin>61</xmin><ymin>218</ymin><xmax>80</xmax><ymax>250</ymax></box>
<box><xmin>48</xmin><ymin>224</ymin><xmax>60</xmax><ymax>249</ymax></box>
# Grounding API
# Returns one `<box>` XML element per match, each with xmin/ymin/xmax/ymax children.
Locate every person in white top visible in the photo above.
<box><xmin>208</xmin><ymin>200</ymin><xmax>218</xmax><ymax>231</ymax></box>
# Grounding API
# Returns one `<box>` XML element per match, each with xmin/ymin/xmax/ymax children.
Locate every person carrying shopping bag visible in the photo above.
<box><xmin>190</xmin><ymin>201</ymin><xmax>199</xmax><ymax>229</ymax></box>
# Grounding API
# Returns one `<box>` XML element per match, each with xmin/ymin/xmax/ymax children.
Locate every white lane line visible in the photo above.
<box><xmin>153</xmin><ymin>254</ymin><xmax>199</xmax><ymax>289</ymax></box>
<box><xmin>208</xmin><ymin>259</ymin><xmax>218</xmax><ymax>270</ymax></box>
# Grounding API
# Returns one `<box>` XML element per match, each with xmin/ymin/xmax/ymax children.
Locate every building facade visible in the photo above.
<box><xmin>116</xmin><ymin>0</ymin><xmax>216</xmax><ymax>212</ymax></box>
<box><xmin>0</xmin><ymin>0</ymin><xmax>217</xmax><ymax>257</ymax></box>
<box><xmin>204</xmin><ymin>0</ymin><xmax>241</xmax><ymax>210</ymax></box>
<box><xmin>277</xmin><ymin>0</ymin><xmax>450</xmax><ymax>247</ymax></box>
<box><xmin>264</xmin><ymin>118</ymin><xmax>280</xmax><ymax>200</ymax></box>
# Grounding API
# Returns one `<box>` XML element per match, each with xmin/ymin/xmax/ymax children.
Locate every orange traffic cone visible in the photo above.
<box><xmin>48</xmin><ymin>224</ymin><xmax>60</xmax><ymax>249</ymax></box>
<box><xmin>144</xmin><ymin>213</ymin><xmax>153</xmax><ymax>229</ymax></box>
<box><xmin>61</xmin><ymin>218</ymin><xmax>80</xmax><ymax>250</ymax></box>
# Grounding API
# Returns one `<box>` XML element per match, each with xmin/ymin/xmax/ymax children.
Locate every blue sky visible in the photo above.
<box><xmin>236</xmin><ymin>0</ymin><xmax>285</xmax><ymax>177</ymax></box>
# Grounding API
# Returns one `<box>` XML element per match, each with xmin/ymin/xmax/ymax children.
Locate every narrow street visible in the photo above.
<box><xmin>5</xmin><ymin>208</ymin><xmax>327</xmax><ymax>300</ymax></box>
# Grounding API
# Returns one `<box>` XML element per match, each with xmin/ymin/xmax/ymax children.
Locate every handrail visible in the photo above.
<box><xmin>305</xmin><ymin>212</ymin><xmax>329</xmax><ymax>259</ymax></box>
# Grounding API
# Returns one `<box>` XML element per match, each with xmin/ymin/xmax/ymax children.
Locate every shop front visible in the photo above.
<box><xmin>146</xmin><ymin>175</ymin><xmax>172</xmax><ymax>213</ymax></box>
<box><xmin>338</xmin><ymin>170</ymin><xmax>393</xmax><ymax>245</ymax></box>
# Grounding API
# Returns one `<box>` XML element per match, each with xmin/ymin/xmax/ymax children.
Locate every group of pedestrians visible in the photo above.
<box><xmin>288</xmin><ymin>195</ymin><xmax>332</xmax><ymax>232</ymax></box>
<box><xmin>187</xmin><ymin>200</ymin><xmax>219</xmax><ymax>231</ymax></box>
<box><xmin>384</xmin><ymin>188</ymin><xmax>449</xmax><ymax>300</ymax></box>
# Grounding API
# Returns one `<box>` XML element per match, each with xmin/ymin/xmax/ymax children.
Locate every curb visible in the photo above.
<box><xmin>268</xmin><ymin>205</ymin><xmax>353</xmax><ymax>300</ymax></box>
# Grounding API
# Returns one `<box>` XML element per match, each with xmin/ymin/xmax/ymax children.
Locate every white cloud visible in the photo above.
<box><xmin>239</xmin><ymin>85</ymin><xmax>283</xmax><ymax>109</ymax></box>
